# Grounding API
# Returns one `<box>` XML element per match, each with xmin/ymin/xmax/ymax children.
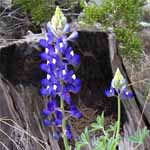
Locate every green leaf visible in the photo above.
<box><xmin>107</xmin><ymin>122</ymin><xmax>118</xmax><ymax>133</ymax></box>
<box><xmin>94</xmin><ymin>139</ymin><xmax>107</xmax><ymax>150</ymax></box>
<box><xmin>128</xmin><ymin>127</ymin><xmax>150</xmax><ymax>144</ymax></box>
<box><xmin>107</xmin><ymin>137</ymin><xmax>120</xmax><ymax>150</ymax></box>
<box><xmin>91</xmin><ymin>112</ymin><xmax>104</xmax><ymax>131</ymax></box>
<box><xmin>75</xmin><ymin>127</ymin><xmax>90</xmax><ymax>150</ymax></box>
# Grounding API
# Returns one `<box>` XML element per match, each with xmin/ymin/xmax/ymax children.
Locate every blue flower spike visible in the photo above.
<box><xmin>105</xmin><ymin>68</ymin><xmax>133</xmax><ymax>100</ymax></box>
<box><xmin>39</xmin><ymin>6</ymin><xmax>82</xmax><ymax>146</ymax></box>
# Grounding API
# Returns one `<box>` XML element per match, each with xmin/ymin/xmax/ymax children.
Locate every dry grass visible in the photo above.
<box><xmin>0</xmin><ymin>118</ymin><xmax>49</xmax><ymax>150</ymax></box>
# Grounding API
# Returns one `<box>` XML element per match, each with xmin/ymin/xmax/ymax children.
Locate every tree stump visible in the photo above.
<box><xmin>0</xmin><ymin>30</ymin><xmax>149</xmax><ymax>150</ymax></box>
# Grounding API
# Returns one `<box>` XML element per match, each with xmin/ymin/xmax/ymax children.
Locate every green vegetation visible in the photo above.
<box><xmin>75</xmin><ymin>112</ymin><xmax>150</xmax><ymax>150</ymax></box>
<box><xmin>79</xmin><ymin>0</ymin><xmax>146</xmax><ymax>61</ymax></box>
<box><xmin>13</xmin><ymin>0</ymin><xmax>55</xmax><ymax>24</ymax></box>
<box><xmin>13</xmin><ymin>0</ymin><xmax>78</xmax><ymax>25</ymax></box>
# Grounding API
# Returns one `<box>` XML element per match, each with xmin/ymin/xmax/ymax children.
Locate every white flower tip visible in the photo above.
<box><xmin>59</xmin><ymin>42</ymin><xmax>63</xmax><ymax>48</ymax></box>
<box><xmin>62</xmin><ymin>70</ymin><xmax>66</xmax><ymax>75</ymax></box>
<box><xmin>52</xmin><ymin>58</ymin><xmax>56</xmax><ymax>64</ymax></box>
<box><xmin>47</xmin><ymin>60</ymin><xmax>50</xmax><ymax>64</ymax></box>
<box><xmin>46</xmin><ymin>85</ymin><xmax>50</xmax><ymax>89</ymax></box>
<box><xmin>47</xmin><ymin>74</ymin><xmax>51</xmax><ymax>80</ymax></box>
<box><xmin>70</xmin><ymin>51</ymin><xmax>74</xmax><ymax>56</ymax></box>
<box><xmin>72</xmin><ymin>74</ymin><xmax>76</xmax><ymax>80</ymax></box>
<box><xmin>45</xmin><ymin>48</ymin><xmax>49</xmax><ymax>54</ymax></box>
<box><xmin>53</xmin><ymin>84</ymin><xmax>57</xmax><ymax>90</ymax></box>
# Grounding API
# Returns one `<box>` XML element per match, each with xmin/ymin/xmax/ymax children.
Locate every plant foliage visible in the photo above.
<box><xmin>13</xmin><ymin>0</ymin><xmax>79</xmax><ymax>25</ymax></box>
<box><xmin>75</xmin><ymin>112</ymin><xmax>120</xmax><ymax>150</ymax></box>
<box><xmin>13</xmin><ymin>0</ymin><xmax>55</xmax><ymax>24</ymax></box>
<box><xmin>79</xmin><ymin>0</ymin><xmax>146</xmax><ymax>61</ymax></box>
<box><xmin>128</xmin><ymin>127</ymin><xmax>150</xmax><ymax>144</ymax></box>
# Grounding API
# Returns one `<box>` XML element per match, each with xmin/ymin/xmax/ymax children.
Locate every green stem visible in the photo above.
<box><xmin>116</xmin><ymin>95</ymin><xmax>121</xmax><ymax>139</ymax></box>
<box><xmin>60</xmin><ymin>99</ymin><xmax>70</xmax><ymax>150</ymax></box>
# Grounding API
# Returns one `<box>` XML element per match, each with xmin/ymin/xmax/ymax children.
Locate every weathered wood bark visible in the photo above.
<box><xmin>108</xmin><ymin>32</ymin><xmax>150</xmax><ymax>150</ymax></box>
<box><xmin>0</xmin><ymin>34</ymin><xmax>61</xmax><ymax>150</ymax></box>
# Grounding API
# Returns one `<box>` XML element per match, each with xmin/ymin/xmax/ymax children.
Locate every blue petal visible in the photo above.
<box><xmin>47</xmin><ymin>100</ymin><xmax>58</xmax><ymax>112</ymax></box>
<box><xmin>105</xmin><ymin>87</ymin><xmax>115</xmax><ymax>97</ymax></box>
<box><xmin>67</xmin><ymin>31</ymin><xmax>78</xmax><ymax>41</ymax></box>
<box><xmin>61</xmin><ymin>92</ymin><xmax>73</xmax><ymax>105</ymax></box>
<box><xmin>55</xmin><ymin>110</ymin><xmax>63</xmax><ymax>120</ymax></box>
<box><xmin>41</xmin><ymin>79</ymin><xmax>50</xmax><ymax>86</ymax></box>
<box><xmin>47</xmin><ymin>22</ymin><xmax>57</xmax><ymax>37</ymax></box>
<box><xmin>66</xmin><ymin>125</ymin><xmax>73</xmax><ymax>139</ymax></box>
<box><xmin>55</xmin><ymin>37</ymin><xmax>67</xmax><ymax>54</ymax></box>
<box><xmin>72</xmin><ymin>54</ymin><xmax>80</xmax><ymax>66</ymax></box>
<box><xmin>63</xmin><ymin>24</ymin><xmax>70</xmax><ymax>33</ymax></box>
<box><xmin>40</xmin><ymin>63</ymin><xmax>53</xmax><ymax>73</ymax></box>
<box><xmin>40</xmin><ymin>87</ymin><xmax>49</xmax><ymax>96</ymax></box>
<box><xmin>40</xmin><ymin>63</ymin><xmax>48</xmax><ymax>72</ymax></box>
<box><xmin>43</xmin><ymin>119</ymin><xmax>52</xmax><ymax>126</ymax></box>
<box><xmin>40</xmin><ymin>52</ymin><xmax>51</xmax><ymax>60</ymax></box>
<box><xmin>121</xmin><ymin>89</ymin><xmax>134</xmax><ymax>100</ymax></box>
<box><xmin>39</xmin><ymin>39</ymin><xmax>48</xmax><ymax>48</ymax></box>
<box><xmin>47</xmin><ymin>31</ymin><xmax>54</xmax><ymax>44</ymax></box>
<box><xmin>55</xmin><ymin>119</ymin><xmax>62</xmax><ymax>126</ymax></box>
<box><xmin>70</xmin><ymin>105</ymin><xmax>83</xmax><ymax>119</ymax></box>
<box><xmin>43</xmin><ymin>109</ymin><xmax>51</xmax><ymax>116</ymax></box>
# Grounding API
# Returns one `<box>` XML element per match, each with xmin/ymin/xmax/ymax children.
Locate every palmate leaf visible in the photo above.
<box><xmin>94</xmin><ymin>136</ymin><xmax>108</xmax><ymax>150</ymax></box>
<box><xmin>91</xmin><ymin>112</ymin><xmax>104</xmax><ymax>131</ymax></box>
<box><xmin>75</xmin><ymin>127</ymin><xmax>90</xmax><ymax>150</ymax></box>
<box><xmin>107</xmin><ymin>122</ymin><xmax>117</xmax><ymax>132</ymax></box>
<box><xmin>107</xmin><ymin>137</ymin><xmax>120</xmax><ymax>150</ymax></box>
<box><xmin>128</xmin><ymin>127</ymin><xmax>150</xmax><ymax>144</ymax></box>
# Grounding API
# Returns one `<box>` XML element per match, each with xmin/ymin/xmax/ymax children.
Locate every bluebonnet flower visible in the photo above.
<box><xmin>105</xmin><ymin>87</ymin><xmax>115</xmax><ymax>97</ymax></box>
<box><xmin>39</xmin><ymin>6</ymin><xmax>82</xmax><ymax>140</ymax></box>
<box><xmin>121</xmin><ymin>87</ymin><xmax>134</xmax><ymax>99</ymax></box>
<box><xmin>105</xmin><ymin>68</ymin><xmax>133</xmax><ymax>100</ymax></box>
